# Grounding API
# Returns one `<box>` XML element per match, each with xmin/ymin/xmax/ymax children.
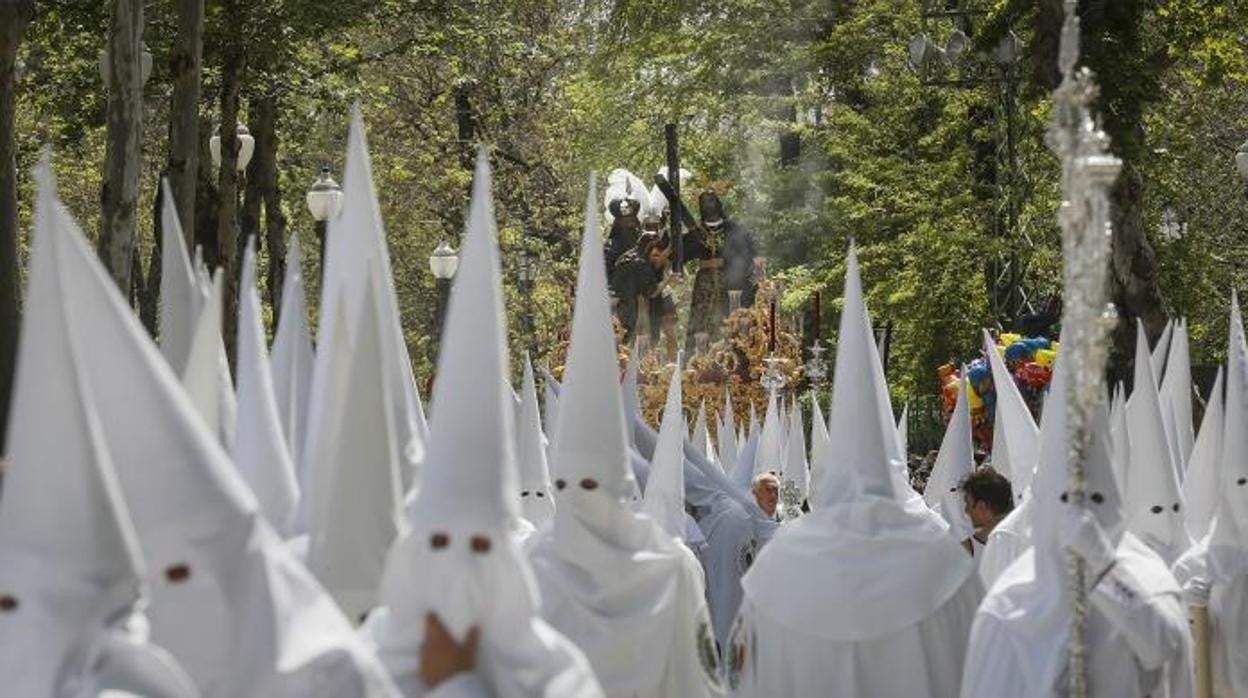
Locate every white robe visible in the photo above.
<box><xmin>727</xmin><ymin>572</ymin><xmax>981</xmax><ymax>697</ymax></box>
<box><xmin>962</xmin><ymin>535</ymin><xmax>1192</xmax><ymax>698</ymax></box>
<box><xmin>979</xmin><ymin>501</ymin><xmax>1030</xmax><ymax>590</ymax></box>
<box><xmin>696</xmin><ymin>495</ymin><xmax>760</xmax><ymax>648</ymax></box>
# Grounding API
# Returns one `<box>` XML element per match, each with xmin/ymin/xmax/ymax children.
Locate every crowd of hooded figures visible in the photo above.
<box><xmin>0</xmin><ymin>103</ymin><xmax>1244</xmax><ymax>698</ymax></box>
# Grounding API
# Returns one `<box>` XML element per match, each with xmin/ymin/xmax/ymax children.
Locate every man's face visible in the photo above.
<box><xmin>647</xmin><ymin>245</ymin><xmax>671</xmax><ymax>269</ymax></box>
<box><xmin>963</xmin><ymin>493</ymin><xmax>994</xmax><ymax>530</ymax></box>
<box><xmin>754</xmin><ymin>480</ymin><xmax>779</xmax><ymax>517</ymax></box>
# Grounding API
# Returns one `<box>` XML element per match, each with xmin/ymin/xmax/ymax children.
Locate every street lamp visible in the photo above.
<box><xmin>209</xmin><ymin>124</ymin><xmax>256</xmax><ymax>172</ymax></box>
<box><xmin>305</xmin><ymin>167</ymin><xmax>343</xmax><ymax>284</ymax></box>
<box><xmin>429</xmin><ymin>239</ymin><xmax>459</xmax><ymax>359</ymax></box>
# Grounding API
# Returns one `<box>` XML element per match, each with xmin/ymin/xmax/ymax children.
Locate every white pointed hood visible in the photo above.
<box><xmin>1207</xmin><ymin>293</ymin><xmax>1248</xmax><ymax>580</ymax></box>
<box><xmin>923</xmin><ymin>372</ymin><xmax>974</xmax><ymax>540</ymax></box>
<box><xmin>717</xmin><ymin>389</ymin><xmax>738</xmax><ymax>473</ymax></box>
<box><xmin>1109</xmin><ymin>383</ymin><xmax>1129</xmax><ymax>490</ymax></box>
<box><xmin>518</xmin><ymin>355</ymin><xmax>555</xmax><ymax>527</ymax></box>
<box><xmin>233</xmin><ymin>237</ymin><xmax>300</xmax><ymax>537</ymax></box>
<box><xmin>741</xmin><ymin>244</ymin><xmax>971</xmax><ymax>642</ymax></box>
<box><xmin>823</xmin><ymin>247</ymin><xmax>905</xmax><ymax>505</ymax></box>
<box><xmin>691</xmin><ymin>401</ymin><xmax>710</xmax><ymax>460</ymax></box>
<box><xmin>781</xmin><ymin>400</ymin><xmax>809</xmax><ymax>514</ymax></box>
<box><xmin>1124</xmin><ymin>320</ymin><xmax>1189</xmax><ymax>563</ymax></box>
<box><xmin>38</xmin><ymin>158</ymin><xmax>398</xmax><ymax>696</ymax></box>
<box><xmin>307</xmin><ymin>277</ymin><xmax>406</xmax><ymax>619</ymax></box>
<box><xmin>270</xmin><ymin>231</ymin><xmax>315</xmax><ymax>464</ymax></box>
<box><xmin>621</xmin><ymin>345</ymin><xmax>642</xmax><ymax>432</ymax></box>
<box><xmin>896</xmin><ymin>403</ymin><xmax>909</xmax><ymax>463</ymax></box>
<box><xmin>302</xmin><ymin>105</ymin><xmax>423</xmax><ymax>520</ymax></box>
<box><xmin>410</xmin><ymin>149</ymin><xmax>520</xmax><ymax>533</ymax></box>
<box><xmin>527</xmin><ymin>178</ymin><xmax>704</xmax><ymax>696</ymax></box>
<box><xmin>1183</xmin><ymin>368</ymin><xmax>1223</xmax><ymax>542</ymax></box>
<box><xmin>807</xmin><ymin>395</ymin><xmax>831</xmax><ymax>509</ymax></box>
<box><xmin>1161</xmin><ymin>319</ymin><xmax>1195</xmax><ymax>471</ymax></box>
<box><xmin>754</xmin><ymin>390</ymin><xmax>784</xmax><ymax>476</ymax></box>
<box><xmin>180</xmin><ymin>269</ymin><xmax>237</xmax><ymax>451</ymax></box>
<box><xmin>984</xmin><ymin>329</ymin><xmax>1040</xmax><ymax>499</ymax></box>
<box><xmin>748</xmin><ymin>401</ymin><xmax>759</xmax><ymax>444</ymax></box>
<box><xmin>0</xmin><ymin>162</ymin><xmax>197</xmax><ymax>698</ymax></box>
<box><xmin>542</xmin><ymin>366</ymin><xmax>560</xmax><ymax>446</ymax></box>
<box><xmin>157</xmin><ymin>179</ymin><xmax>198</xmax><ymax>376</ymax></box>
<box><xmin>641</xmin><ymin>361</ymin><xmax>688</xmax><ymax>540</ymax></box>
<box><xmin>549</xmin><ymin>176</ymin><xmax>635</xmax><ymax>500</ymax></box>
<box><xmin>1150</xmin><ymin>318</ymin><xmax>1174</xmax><ymax>379</ymax></box>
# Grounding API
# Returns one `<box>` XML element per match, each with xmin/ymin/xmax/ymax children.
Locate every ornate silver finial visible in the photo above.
<box><xmin>804</xmin><ymin>341</ymin><xmax>828</xmax><ymax>392</ymax></box>
<box><xmin>1049</xmin><ymin>1</ymin><xmax>1121</xmax><ymax>696</ymax></box>
<box><xmin>760</xmin><ymin>354</ymin><xmax>787</xmax><ymax>395</ymax></box>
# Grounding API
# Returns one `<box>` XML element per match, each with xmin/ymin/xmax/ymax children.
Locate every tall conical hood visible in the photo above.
<box><xmin>541</xmin><ymin>365</ymin><xmax>560</xmax><ymax>447</ymax></box>
<box><xmin>755</xmin><ymin>390</ymin><xmax>784</xmax><ymax>476</ymax></box>
<box><xmin>1161</xmin><ymin>319</ymin><xmax>1195</xmax><ymax>471</ymax></box>
<box><xmin>270</xmin><ymin>230</ymin><xmax>315</xmax><ymax>464</ymax></box>
<box><xmin>807</xmin><ymin>395</ymin><xmax>831</xmax><ymax>508</ymax></box>
<box><xmin>1150</xmin><ymin>318</ymin><xmax>1174</xmax><ymax>379</ymax></box>
<box><xmin>233</xmin><ymin>237</ymin><xmax>300</xmax><ymax>537</ymax></box>
<box><xmin>781</xmin><ymin>400</ymin><xmax>809</xmax><ymax>506</ymax></box>
<box><xmin>302</xmin><ymin>106</ymin><xmax>422</xmax><ymax>511</ymax></box>
<box><xmin>983</xmin><ymin>329</ymin><xmax>1040</xmax><ymax>499</ymax></box>
<box><xmin>691</xmin><ymin>401</ymin><xmax>709</xmax><ymax>460</ymax></box>
<box><xmin>1109</xmin><ymin>383</ymin><xmax>1129</xmax><ymax>490</ymax></box>
<box><xmin>823</xmin><ymin>246</ymin><xmax>901</xmax><ymax>505</ymax></box>
<box><xmin>717</xmin><ymin>389</ymin><xmax>738</xmax><ymax>473</ymax></box>
<box><xmin>622</xmin><ymin>344</ymin><xmax>642</xmax><ymax>429</ymax></box>
<box><xmin>517</xmin><ymin>354</ymin><xmax>555</xmax><ymax>526</ymax></box>
<box><xmin>181</xmin><ymin>269</ymin><xmax>237</xmax><ymax>450</ymax></box>
<box><xmin>0</xmin><ymin>159</ymin><xmax>144</xmax><ymax>590</ymax></box>
<box><xmin>923</xmin><ymin>372</ymin><xmax>974</xmax><ymax>540</ymax></box>
<box><xmin>307</xmin><ymin>278</ymin><xmax>406</xmax><ymax>618</ymax></box>
<box><xmin>550</xmin><ymin>175</ymin><xmax>634</xmax><ymax>499</ymax></box>
<box><xmin>641</xmin><ymin>361</ymin><xmax>686</xmax><ymax>540</ymax></box>
<box><xmin>896</xmin><ymin>403</ymin><xmax>909</xmax><ymax>463</ymax></box>
<box><xmin>1209</xmin><ymin>293</ymin><xmax>1248</xmax><ymax>561</ymax></box>
<box><xmin>1124</xmin><ymin>320</ymin><xmax>1188</xmax><ymax>562</ymax></box>
<box><xmin>748</xmin><ymin>402</ymin><xmax>759</xmax><ymax>444</ymax></box>
<box><xmin>1183</xmin><ymin>367</ymin><xmax>1223</xmax><ymax>541</ymax></box>
<box><xmin>412</xmin><ymin>149</ymin><xmax>519</xmax><ymax>530</ymax></box>
<box><xmin>157</xmin><ymin>179</ymin><xmax>198</xmax><ymax>376</ymax></box>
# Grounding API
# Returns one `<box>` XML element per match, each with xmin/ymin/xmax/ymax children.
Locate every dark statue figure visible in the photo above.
<box><xmin>683</xmin><ymin>191</ymin><xmax>757</xmax><ymax>352</ymax></box>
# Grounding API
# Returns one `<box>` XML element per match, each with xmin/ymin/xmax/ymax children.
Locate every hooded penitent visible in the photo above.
<box><xmin>1109</xmin><ymin>383</ymin><xmax>1130</xmax><ymax>492</ymax></box>
<box><xmin>923</xmin><ymin>372</ymin><xmax>974</xmax><ymax>542</ymax></box>
<box><xmin>306</xmin><ymin>276</ymin><xmax>406</xmax><ymax>620</ymax></box>
<box><xmin>1161</xmin><ymin>319</ymin><xmax>1195</xmax><ymax>472</ymax></box>
<box><xmin>642</xmin><ymin>361</ymin><xmax>688</xmax><ymax>540</ymax></box>
<box><xmin>181</xmin><ymin>270</ymin><xmax>237</xmax><ymax>451</ymax></box>
<box><xmin>0</xmin><ymin>159</ymin><xmax>197</xmax><ymax>698</ymax></box>
<box><xmin>232</xmin><ymin>237</ymin><xmax>300</xmax><ymax>538</ymax></box>
<box><xmin>29</xmin><ymin>159</ymin><xmax>399</xmax><ymax>697</ymax></box>
<box><xmin>527</xmin><ymin>176</ymin><xmax>721</xmax><ymax>698</ymax></box>
<box><xmin>157</xmin><ymin>179</ymin><xmax>199</xmax><ymax>377</ymax></box>
<box><xmin>1124</xmin><ymin>321</ymin><xmax>1190</xmax><ymax>565</ymax></box>
<box><xmin>984</xmin><ymin>329</ymin><xmax>1040</xmax><ymax>499</ymax></box>
<box><xmin>301</xmin><ymin>106</ymin><xmax>424</xmax><ymax>520</ymax></box>
<box><xmin>1205</xmin><ymin>293</ymin><xmax>1248</xmax><ymax>583</ymax></box>
<box><xmin>1182</xmin><ymin>368</ymin><xmax>1223</xmax><ymax>542</ymax></box>
<box><xmin>691</xmin><ymin>401</ymin><xmax>710</xmax><ymax>462</ymax></box>
<box><xmin>270</xmin><ymin>231</ymin><xmax>316</xmax><ymax>464</ymax></box>
<box><xmin>961</xmin><ymin>355</ymin><xmax>1190</xmax><ymax>698</ymax></box>
<box><xmin>364</xmin><ymin>150</ymin><xmax>602</xmax><ymax>698</ymax></box>
<box><xmin>741</xmin><ymin>245</ymin><xmax>973</xmax><ymax>642</ymax></box>
<box><xmin>518</xmin><ymin>354</ymin><xmax>556</xmax><ymax>529</ymax></box>
<box><xmin>754</xmin><ymin>390</ymin><xmax>784</xmax><ymax>477</ymax></box>
<box><xmin>806</xmin><ymin>395</ymin><xmax>831</xmax><ymax>509</ymax></box>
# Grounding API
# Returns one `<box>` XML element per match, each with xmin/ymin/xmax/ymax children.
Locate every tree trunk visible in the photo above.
<box><xmin>194</xmin><ymin>111</ymin><xmax>218</xmax><ymax>268</ymax></box>
<box><xmin>167</xmin><ymin>0</ymin><xmax>202</xmax><ymax>249</ymax></box>
<box><xmin>216</xmin><ymin>14</ymin><xmax>244</xmax><ymax>368</ymax></box>
<box><xmin>0</xmin><ymin>0</ymin><xmax>34</xmax><ymax>455</ymax></box>
<box><xmin>99</xmin><ymin>0</ymin><xmax>145</xmax><ymax>296</ymax></box>
<box><xmin>253</xmin><ymin>96</ymin><xmax>286</xmax><ymax>321</ymax></box>
<box><xmin>141</xmin><ymin>178</ymin><xmax>164</xmax><ymax>336</ymax></box>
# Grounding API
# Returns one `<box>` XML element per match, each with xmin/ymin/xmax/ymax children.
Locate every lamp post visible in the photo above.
<box><xmin>305</xmin><ymin>167</ymin><xmax>343</xmax><ymax>285</ymax></box>
<box><xmin>209</xmin><ymin>124</ymin><xmax>255</xmax><ymax>173</ymax></box>
<box><xmin>429</xmin><ymin>239</ymin><xmax>459</xmax><ymax>360</ymax></box>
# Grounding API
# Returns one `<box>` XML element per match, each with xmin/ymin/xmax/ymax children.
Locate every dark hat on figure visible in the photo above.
<box><xmin>698</xmin><ymin>191</ymin><xmax>725</xmax><ymax>227</ymax></box>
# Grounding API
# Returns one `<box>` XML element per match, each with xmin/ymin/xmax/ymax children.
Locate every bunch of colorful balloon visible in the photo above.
<box><xmin>938</xmin><ymin>333</ymin><xmax>1058</xmax><ymax>451</ymax></box>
